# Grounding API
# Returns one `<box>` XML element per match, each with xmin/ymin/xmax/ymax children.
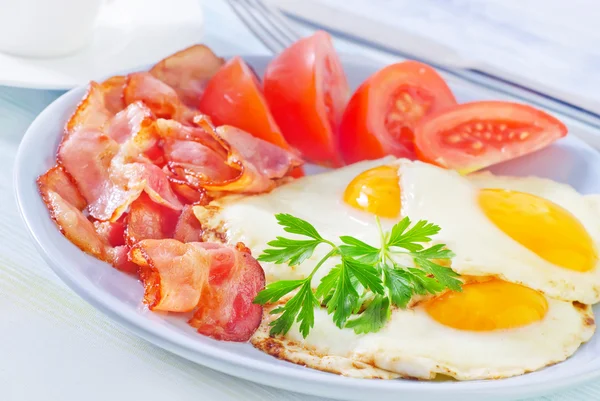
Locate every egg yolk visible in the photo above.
<box><xmin>343</xmin><ymin>166</ymin><xmax>401</xmax><ymax>218</ymax></box>
<box><xmin>425</xmin><ymin>279</ymin><xmax>548</xmax><ymax>331</ymax></box>
<box><xmin>479</xmin><ymin>189</ymin><xmax>596</xmax><ymax>272</ymax></box>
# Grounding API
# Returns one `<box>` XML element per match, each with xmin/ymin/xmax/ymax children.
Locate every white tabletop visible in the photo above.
<box><xmin>1</xmin><ymin>1</ymin><xmax>599</xmax><ymax>400</ymax></box>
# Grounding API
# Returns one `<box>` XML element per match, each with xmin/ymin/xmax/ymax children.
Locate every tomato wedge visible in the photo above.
<box><xmin>414</xmin><ymin>101</ymin><xmax>568</xmax><ymax>173</ymax></box>
<box><xmin>263</xmin><ymin>31</ymin><xmax>349</xmax><ymax>167</ymax></box>
<box><xmin>199</xmin><ymin>56</ymin><xmax>289</xmax><ymax>149</ymax></box>
<box><xmin>338</xmin><ymin>61</ymin><xmax>456</xmax><ymax>164</ymax></box>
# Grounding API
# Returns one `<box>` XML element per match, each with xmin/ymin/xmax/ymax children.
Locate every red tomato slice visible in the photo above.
<box><xmin>199</xmin><ymin>56</ymin><xmax>289</xmax><ymax>149</ymax></box>
<box><xmin>263</xmin><ymin>31</ymin><xmax>349</xmax><ymax>167</ymax></box>
<box><xmin>414</xmin><ymin>101</ymin><xmax>568</xmax><ymax>173</ymax></box>
<box><xmin>338</xmin><ymin>61</ymin><xmax>456</xmax><ymax>164</ymax></box>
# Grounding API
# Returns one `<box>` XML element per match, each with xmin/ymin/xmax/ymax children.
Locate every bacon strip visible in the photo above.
<box><xmin>65</xmin><ymin>82</ymin><xmax>114</xmax><ymax>135</ymax></box>
<box><xmin>58</xmin><ymin>128</ymin><xmax>119</xmax><ymax>205</ymax></box>
<box><xmin>171</xmin><ymin>182</ymin><xmax>206</xmax><ymax>204</ymax></box>
<box><xmin>42</xmin><ymin>189</ymin><xmax>106</xmax><ymax>260</ymax></box>
<box><xmin>150</xmin><ymin>44</ymin><xmax>225</xmax><ymax>108</ymax></box>
<box><xmin>59</xmin><ymin>102</ymin><xmax>183</xmax><ymax>222</ymax></box>
<box><xmin>196</xmin><ymin>120</ymin><xmax>303</xmax><ymax>193</ymax></box>
<box><xmin>189</xmin><ymin>242</ymin><xmax>265</xmax><ymax>341</ymax></box>
<box><xmin>93</xmin><ymin>218</ymin><xmax>126</xmax><ymax>247</ymax></box>
<box><xmin>129</xmin><ymin>239</ymin><xmax>210</xmax><ymax>312</ymax></box>
<box><xmin>125</xmin><ymin>193</ymin><xmax>179</xmax><ymax>245</ymax></box>
<box><xmin>38</xmin><ymin>180</ymin><xmax>137</xmax><ymax>274</ymax></box>
<box><xmin>164</xmin><ymin>139</ymin><xmax>239</xmax><ymax>186</ymax></box>
<box><xmin>124</xmin><ymin>72</ymin><xmax>196</xmax><ymax>124</ymax></box>
<box><xmin>173</xmin><ymin>205</ymin><xmax>203</xmax><ymax>243</ymax></box>
<box><xmin>106</xmin><ymin>245</ymin><xmax>138</xmax><ymax>274</ymax></box>
<box><xmin>100</xmin><ymin>75</ymin><xmax>127</xmax><ymax>115</ymax></box>
<box><xmin>37</xmin><ymin>165</ymin><xmax>87</xmax><ymax>211</ymax></box>
<box><xmin>155</xmin><ymin>118</ymin><xmax>223</xmax><ymax>156</ymax></box>
<box><xmin>105</xmin><ymin>101</ymin><xmax>154</xmax><ymax>144</ymax></box>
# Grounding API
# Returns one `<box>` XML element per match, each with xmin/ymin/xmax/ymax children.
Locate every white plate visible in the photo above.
<box><xmin>14</xmin><ymin>55</ymin><xmax>600</xmax><ymax>401</ymax></box>
<box><xmin>0</xmin><ymin>0</ymin><xmax>203</xmax><ymax>90</ymax></box>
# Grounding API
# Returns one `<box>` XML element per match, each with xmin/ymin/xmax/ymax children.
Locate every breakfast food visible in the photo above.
<box><xmin>338</xmin><ymin>61</ymin><xmax>457</xmax><ymax>163</ymax></box>
<box><xmin>264</xmin><ymin>31</ymin><xmax>349</xmax><ymax>167</ymax></box>
<box><xmin>414</xmin><ymin>101</ymin><xmax>568</xmax><ymax>173</ymax></box>
<box><xmin>37</xmin><ymin>32</ymin><xmax>596</xmax><ymax>381</ymax></box>
<box><xmin>400</xmin><ymin>161</ymin><xmax>600</xmax><ymax>303</ymax></box>
<box><xmin>37</xmin><ymin>45</ymin><xmax>301</xmax><ymax>341</ymax></box>
<box><xmin>253</xmin><ymin>282</ymin><xmax>594</xmax><ymax>380</ymax></box>
<box><xmin>195</xmin><ymin>159</ymin><xmax>596</xmax><ymax>379</ymax></box>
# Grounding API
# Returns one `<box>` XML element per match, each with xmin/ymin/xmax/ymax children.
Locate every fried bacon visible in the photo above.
<box><xmin>124</xmin><ymin>72</ymin><xmax>196</xmax><ymax>124</ymax></box>
<box><xmin>164</xmin><ymin>139</ymin><xmax>239</xmax><ymax>185</ymax></box>
<box><xmin>130</xmin><ymin>239</ymin><xmax>264</xmax><ymax>341</ymax></box>
<box><xmin>173</xmin><ymin>205</ymin><xmax>203</xmax><ymax>243</ymax></box>
<box><xmin>38</xmin><ymin>44</ymin><xmax>301</xmax><ymax>342</ymax></box>
<box><xmin>37</xmin><ymin>165</ymin><xmax>87</xmax><ymax>211</ymax></box>
<box><xmin>100</xmin><ymin>75</ymin><xmax>127</xmax><ymax>114</ymax></box>
<box><xmin>149</xmin><ymin>44</ymin><xmax>224</xmax><ymax>108</ymax></box>
<box><xmin>197</xmin><ymin>120</ymin><xmax>303</xmax><ymax>193</ymax></box>
<box><xmin>125</xmin><ymin>193</ymin><xmax>179</xmax><ymax>245</ymax></box>
<box><xmin>129</xmin><ymin>239</ymin><xmax>210</xmax><ymax>312</ymax></box>
<box><xmin>59</xmin><ymin>103</ymin><xmax>182</xmax><ymax>222</ymax></box>
<box><xmin>105</xmin><ymin>101</ymin><xmax>154</xmax><ymax>144</ymax></box>
<box><xmin>155</xmin><ymin>118</ymin><xmax>223</xmax><ymax>154</ymax></box>
<box><xmin>189</xmin><ymin>242</ymin><xmax>265</xmax><ymax>341</ymax></box>
<box><xmin>42</xmin><ymin>189</ymin><xmax>106</xmax><ymax>260</ymax></box>
<box><xmin>65</xmin><ymin>82</ymin><xmax>114</xmax><ymax>134</ymax></box>
<box><xmin>93</xmin><ymin>218</ymin><xmax>126</xmax><ymax>247</ymax></box>
<box><xmin>58</xmin><ymin>128</ymin><xmax>120</xmax><ymax>206</ymax></box>
<box><xmin>39</xmin><ymin>187</ymin><xmax>135</xmax><ymax>273</ymax></box>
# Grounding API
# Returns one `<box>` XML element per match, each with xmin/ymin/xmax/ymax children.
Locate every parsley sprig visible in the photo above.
<box><xmin>253</xmin><ymin>213</ymin><xmax>461</xmax><ymax>338</ymax></box>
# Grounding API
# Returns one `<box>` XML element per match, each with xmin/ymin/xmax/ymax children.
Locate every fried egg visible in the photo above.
<box><xmin>193</xmin><ymin>157</ymin><xmax>597</xmax><ymax>379</ymax></box>
<box><xmin>253</xmin><ymin>278</ymin><xmax>594</xmax><ymax>380</ymax></box>
<box><xmin>399</xmin><ymin>160</ymin><xmax>600</xmax><ymax>303</ymax></box>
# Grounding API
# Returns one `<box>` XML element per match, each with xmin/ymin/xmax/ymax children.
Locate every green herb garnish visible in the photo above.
<box><xmin>253</xmin><ymin>213</ymin><xmax>460</xmax><ymax>338</ymax></box>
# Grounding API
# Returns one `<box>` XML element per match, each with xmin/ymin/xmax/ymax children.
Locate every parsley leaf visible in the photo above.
<box><xmin>405</xmin><ymin>267</ymin><xmax>445</xmax><ymax>295</ymax></box>
<box><xmin>257</xmin><ymin>237</ymin><xmax>322</xmax><ymax>266</ymax></box>
<box><xmin>321</xmin><ymin>264</ymin><xmax>360</xmax><ymax>328</ymax></box>
<box><xmin>345</xmin><ymin>295</ymin><xmax>391</xmax><ymax>334</ymax></box>
<box><xmin>253</xmin><ymin>279</ymin><xmax>304</xmax><ymax>305</ymax></box>
<box><xmin>265</xmin><ymin>280</ymin><xmax>319</xmax><ymax>338</ymax></box>
<box><xmin>382</xmin><ymin>264</ymin><xmax>414</xmax><ymax>308</ymax></box>
<box><xmin>414</xmin><ymin>257</ymin><xmax>462</xmax><ymax>292</ymax></box>
<box><xmin>339</xmin><ymin>236</ymin><xmax>380</xmax><ymax>263</ymax></box>
<box><xmin>343</xmin><ymin>257</ymin><xmax>385</xmax><ymax>295</ymax></box>
<box><xmin>274</xmin><ymin>213</ymin><xmax>324</xmax><ymax>240</ymax></box>
<box><xmin>387</xmin><ymin>217</ymin><xmax>441</xmax><ymax>251</ymax></box>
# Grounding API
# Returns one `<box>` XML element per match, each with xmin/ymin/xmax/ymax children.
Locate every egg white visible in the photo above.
<box><xmin>252</xmin><ymin>296</ymin><xmax>594</xmax><ymax>380</ymax></box>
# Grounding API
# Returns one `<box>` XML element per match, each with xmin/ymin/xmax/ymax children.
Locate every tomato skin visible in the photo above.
<box><xmin>199</xmin><ymin>56</ymin><xmax>289</xmax><ymax>149</ymax></box>
<box><xmin>263</xmin><ymin>31</ymin><xmax>349</xmax><ymax>167</ymax></box>
<box><xmin>414</xmin><ymin>101</ymin><xmax>568</xmax><ymax>173</ymax></box>
<box><xmin>338</xmin><ymin>61</ymin><xmax>456</xmax><ymax>164</ymax></box>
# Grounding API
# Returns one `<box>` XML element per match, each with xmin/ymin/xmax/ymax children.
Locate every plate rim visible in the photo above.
<box><xmin>13</xmin><ymin>54</ymin><xmax>600</xmax><ymax>401</ymax></box>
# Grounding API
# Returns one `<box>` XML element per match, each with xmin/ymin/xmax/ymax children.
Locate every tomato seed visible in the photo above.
<box><xmin>446</xmin><ymin>135</ymin><xmax>461</xmax><ymax>143</ymax></box>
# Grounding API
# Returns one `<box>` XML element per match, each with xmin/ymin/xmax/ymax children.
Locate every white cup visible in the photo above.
<box><xmin>0</xmin><ymin>0</ymin><xmax>104</xmax><ymax>58</ymax></box>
